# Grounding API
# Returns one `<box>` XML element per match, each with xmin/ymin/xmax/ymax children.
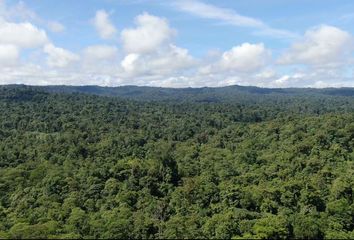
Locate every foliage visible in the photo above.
<box><xmin>0</xmin><ymin>86</ymin><xmax>354</xmax><ymax>239</ymax></box>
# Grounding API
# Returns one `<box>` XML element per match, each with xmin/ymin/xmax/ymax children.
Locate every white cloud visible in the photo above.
<box><xmin>255</xmin><ymin>69</ymin><xmax>277</xmax><ymax>79</ymax></box>
<box><xmin>199</xmin><ymin>43</ymin><xmax>270</xmax><ymax>75</ymax></box>
<box><xmin>1</xmin><ymin>1</ymin><xmax>38</xmax><ymax>22</ymax></box>
<box><xmin>0</xmin><ymin>20</ymin><xmax>48</xmax><ymax>48</ymax></box>
<box><xmin>174</xmin><ymin>0</ymin><xmax>264</xmax><ymax>28</ymax></box>
<box><xmin>273</xmin><ymin>25</ymin><xmax>354</xmax><ymax>88</ymax></box>
<box><xmin>93</xmin><ymin>10</ymin><xmax>117</xmax><ymax>39</ymax></box>
<box><xmin>173</xmin><ymin>0</ymin><xmax>298</xmax><ymax>39</ymax></box>
<box><xmin>83</xmin><ymin>45</ymin><xmax>118</xmax><ymax>61</ymax></box>
<box><xmin>0</xmin><ymin>61</ymin><xmax>123</xmax><ymax>86</ymax></box>
<box><xmin>0</xmin><ymin>44</ymin><xmax>19</xmax><ymax>65</ymax></box>
<box><xmin>81</xmin><ymin>45</ymin><xmax>119</xmax><ymax>78</ymax></box>
<box><xmin>0</xmin><ymin>3</ymin><xmax>352</xmax><ymax>88</ymax></box>
<box><xmin>148</xmin><ymin>44</ymin><xmax>195</xmax><ymax>74</ymax></box>
<box><xmin>1</xmin><ymin>1</ymin><xmax>65</xmax><ymax>33</ymax></box>
<box><xmin>279</xmin><ymin>25</ymin><xmax>353</xmax><ymax>66</ymax></box>
<box><xmin>121</xmin><ymin>13</ymin><xmax>176</xmax><ymax>54</ymax></box>
<box><xmin>47</xmin><ymin>21</ymin><xmax>65</xmax><ymax>33</ymax></box>
<box><xmin>309</xmin><ymin>80</ymin><xmax>352</xmax><ymax>88</ymax></box>
<box><xmin>43</xmin><ymin>44</ymin><xmax>80</xmax><ymax>68</ymax></box>
<box><xmin>121</xmin><ymin>44</ymin><xmax>195</xmax><ymax>76</ymax></box>
<box><xmin>119</xmin><ymin>12</ymin><xmax>195</xmax><ymax>79</ymax></box>
<box><xmin>254</xmin><ymin>27</ymin><xmax>299</xmax><ymax>40</ymax></box>
<box><xmin>118</xmin><ymin>42</ymin><xmax>273</xmax><ymax>88</ymax></box>
<box><xmin>274</xmin><ymin>75</ymin><xmax>291</xmax><ymax>86</ymax></box>
<box><xmin>219</xmin><ymin>43</ymin><xmax>270</xmax><ymax>72</ymax></box>
<box><xmin>121</xmin><ymin>53</ymin><xmax>140</xmax><ymax>73</ymax></box>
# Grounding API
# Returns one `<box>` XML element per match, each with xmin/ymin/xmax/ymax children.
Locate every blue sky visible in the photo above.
<box><xmin>1</xmin><ymin>0</ymin><xmax>354</xmax><ymax>87</ymax></box>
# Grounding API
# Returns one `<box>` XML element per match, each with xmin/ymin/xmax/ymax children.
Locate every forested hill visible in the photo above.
<box><xmin>3</xmin><ymin>84</ymin><xmax>354</xmax><ymax>102</ymax></box>
<box><xmin>0</xmin><ymin>86</ymin><xmax>354</xmax><ymax>239</ymax></box>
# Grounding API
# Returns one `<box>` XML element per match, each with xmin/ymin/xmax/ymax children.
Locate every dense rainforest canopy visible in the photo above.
<box><xmin>0</xmin><ymin>85</ymin><xmax>354</xmax><ymax>239</ymax></box>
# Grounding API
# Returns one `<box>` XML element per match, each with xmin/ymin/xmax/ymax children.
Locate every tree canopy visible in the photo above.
<box><xmin>0</xmin><ymin>86</ymin><xmax>353</xmax><ymax>239</ymax></box>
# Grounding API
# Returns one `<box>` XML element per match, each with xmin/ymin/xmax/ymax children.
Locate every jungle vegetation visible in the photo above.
<box><xmin>0</xmin><ymin>85</ymin><xmax>353</xmax><ymax>239</ymax></box>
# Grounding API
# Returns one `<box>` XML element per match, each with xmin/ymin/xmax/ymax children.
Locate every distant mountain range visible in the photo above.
<box><xmin>2</xmin><ymin>84</ymin><xmax>354</xmax><ymax>102</ymax></box>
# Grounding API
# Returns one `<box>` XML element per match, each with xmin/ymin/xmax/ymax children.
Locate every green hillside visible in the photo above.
<box><xmin>0</xmin><ymin>86</ymin><xmax>353</xmax><ymax>239</ymax></box>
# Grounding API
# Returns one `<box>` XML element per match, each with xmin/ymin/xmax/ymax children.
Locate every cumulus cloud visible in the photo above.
<box><xmin>121</xmin><ymin>44</ymin><xmax>195</xmax><ymax>76</ymax></box>
<box><xmin>121</xmin><ymin>53</ymin><xmax>140</xmax><ymax>73</ymax></box>
<box><xmin>121</xmin><ymin>13</ymin><xmax>176</xmax><ymax>54</ymax></box>
<box><xmin>270</xmin><ymin>25</ymin><xmax>354</xmax><ymax>88</ymax></box>
<box><xmin>1</xmin><ymin>1</ymin><xmax>353</xmax><ymax>88</ymax></box>
<box><xmin>117</xmin><ymin>41</ymin><xmax>274</xmax><ymax>88</ymax></box>
<box><xmin>219</xmin><ymin>43</ymin><xmax>270</xmax><ymax>72</ymax></box>
<box><xmin>0</xmin><ymin>61</ymin><xmax>123</xmax><ymax>86</ymax></box>
<box><xmin>150</xmin><ymin>44</ymin><xmax>195</xmax><ymax>72</ymax></box>
<box><xmin>83</xmin><ymin>45</ymin><xmax>118</xmax><ymax>61</ymax></box>
<box><xmin>1</xmin><ymin>1</ymin><xmax>65</xmax><ymax>33</ymax></box>
<box><xmin>93</xmin><ymin>10</ymin><xmax>117</xmax><ymax>39</ymax></box>
<box><xmin>278</xmin><ymin>25</ymin><xmax>353</xmax><ymax>66</ymax></box>
<box><xmin>273</xmin><ymin>75</ymin><xmax>292</xmax><ymax>87</ymax></box>
<box><xmin>0</xmin><ymin>44</ymin><xmax>19</xmax><ymax>65</ymax></box>
<box><xmin>200</xmin><ymin>43</ymin><xmax>270</xmax><ymax>75</ymax></box>
<box><xmin>43</xmin><ymin>44</ymin><xmax>80</xmax><ymax>68</ymax></box>
<box><xmin>0</xmin><ymin>20</ymin><xmax>48</xmax><ymax>48</ymax></box>
<box><xmin>255</xmin><ymin>69</ymin><xmax>277</xmax><ymax>79</ymax></box>
<box><xmin>119</xmin><ymin>13</ymin><xmax>195</xmax><ymax>80</ymax></box>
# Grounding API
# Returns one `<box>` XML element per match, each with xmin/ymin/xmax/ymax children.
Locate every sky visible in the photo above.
<box><xmin>1</xmin><ymin>0</ymin><xmax>354</xmax><ymax>88</ymax></box>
